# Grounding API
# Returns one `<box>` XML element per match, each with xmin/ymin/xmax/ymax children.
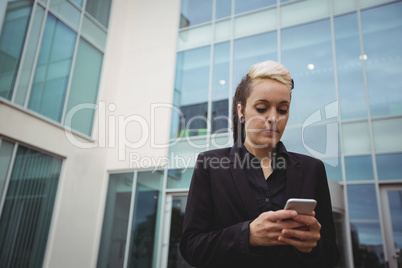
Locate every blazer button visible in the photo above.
<box><xmin>265</xmin><ymin>197</ymin><xmax>270</xmax><ymax>203</ymax></box>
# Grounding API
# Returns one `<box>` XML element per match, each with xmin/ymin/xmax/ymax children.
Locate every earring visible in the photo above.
<box><xmin>240</xmin><ymin>116</ymin><xmax>245</xmax><ymax>123</ymax></box>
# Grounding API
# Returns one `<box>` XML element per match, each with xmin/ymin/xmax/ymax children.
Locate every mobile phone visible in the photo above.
<box><xmin>284</xmin><ymin>198</ymin><xmax>317</xmax><ymax>215</ymax></box>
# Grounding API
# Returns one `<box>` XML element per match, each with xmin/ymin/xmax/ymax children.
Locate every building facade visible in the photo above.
<box><xmin>0</xmin><ymin>0</ymin><xmax>401</xmax><ymax>267</ymax></box>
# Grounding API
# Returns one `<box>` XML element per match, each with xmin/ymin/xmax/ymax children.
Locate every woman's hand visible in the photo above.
<box><xmin>249</xmin><ymin>210</ymin><xmax>306</xmax><ymax>247</ymax></box>
<box><xmin>278</xmin><ymin>211</ymin><xmax>321</xmax><ymax>253</ymax></box>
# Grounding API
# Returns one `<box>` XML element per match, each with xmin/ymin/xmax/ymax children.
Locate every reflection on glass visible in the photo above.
<box><xmin>85</xmin><ymin>0</ymin><xmax>113</xmax><ymax>28</ymax></box>
<box><xmin>324</xmin><ymin>159</ymin><xmax>342</xmax><ymax>182</ymax></box>
<box><xmin>233</xmin><ymin>32</ymin><xmax>277</xmax><ymax>88</ymax></box>
<box><xmin>387</xmin><ymin>190</ymin><xmax>402</xmax><ymax>267</ymax></box>
<box><xmin>128</xmin><ymin>171</ymin><xmax>163</xmax><ymax>268</ymax></box>
<box><xmin>342</xmin><ymin>121</ymin><xmax>371</xmax><ymax>155</ymax></box>
<box><xmin>171</xmin><ymin>46</ymin><xmax>210</xmax><ymax>138</ymax></box>
<box><xmin>344</xmin><ymin>155</ymin><xmax>374</xmax><ymax>181</ymax></box>
<box><xmin>348</xmin><ymin>184</ymin><xmax>384</xmax><ymax>268</ymax></box>
<box><xmin>167</xmin><ymin>168</ymin><xmax>194</xmax><ymax>189</ymax></box>
<box><xmin>282</xmin><ymin>19</ymin><xmax>336</xmax><ymax>126</ymax></box>
<box><xmin>216</xmin><ymin>0</ymin><xmax>231</xmax><ymax>19</ymax></box>
<box><xmin>0</xmin><ymin>140</ymin><xmax>14</xmax><ymax>200</ymax></box>
<box><xmin>376</xmin><ymin>153</ymin><xmax>402</xmax><ymax>181</ymax></box>
<box><xmin>28</xmin><ymin>14</ymin><xmax>76</xmax><ymax>122</ymax></box>
<box><xmin>66</xmin><ymin>38</ymin><xmax>103</xmax><ymax>136</ymax></box>
<box><xmin>361</xmin><ymin>2</ymin><xmax>402</xmax><ymax>117</ymax></box>
<box><xmin>180</xmin><ymin>0</ymin><xmax>213</xmax><ymax>28</ymax></box>
<box><xmin>97</xmin><ymin>173</ymin><xmax>134</xmax><ymax>268</ymax></box>
<box><xmin>168</xmin><ymin>196</ymin><xmax>191</xmax><ymax>268</ymax></box>
<box><xmin>0</xmin><ymin>145</ymin><xmax>62</xmax><ymax>268</ymax></box>
<box><xmin>212</xmin><ymin>42</ymin><xmax>230</xmax><ymax>134</ymax></box>
<box><xmin>372</xmin><ymin>118</ymin><xmax>402</xmax><ymax>153</ymax></box>
<box><xmin>235</xmin><ymin>0</ymin><xmax>275</xmax><ymax>14</ymax></box>
<box><xmin>333</xmin><ymin>212</ymin><xmax>346</xmax><ymax>268</ymax></box>
<box><xmin>0</xmin><ymin>0</ymin><xmax>32</xmax><ymax>100</ymax></box>
<box><xmin>334</xmin><ymin>13</ymin><xmax>367</xmax><ymax>120</ymax></box>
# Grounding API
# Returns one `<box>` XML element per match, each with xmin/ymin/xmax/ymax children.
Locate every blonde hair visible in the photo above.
<box><xmin>248</xmin><ymin>60</ymin><xmax>293</xmax><ymax>92</ymax></box>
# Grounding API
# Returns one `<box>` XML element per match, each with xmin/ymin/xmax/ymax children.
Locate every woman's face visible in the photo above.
<box><xmin>238</xmin><ymin>79</ymin><xmax>291</xmax><ymax>149</ymax></box>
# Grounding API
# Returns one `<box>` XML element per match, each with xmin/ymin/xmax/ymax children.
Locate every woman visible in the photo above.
<box><xmin>179</xmin><ymin>61</ymin><xmax>339</xmax><ymax>267</ymax></box>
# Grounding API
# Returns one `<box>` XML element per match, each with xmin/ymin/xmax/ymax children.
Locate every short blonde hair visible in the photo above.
<box><xmin>248</xmin><ymin>60</ymin><xmax>294</xmax><ymax>92</ymax></box>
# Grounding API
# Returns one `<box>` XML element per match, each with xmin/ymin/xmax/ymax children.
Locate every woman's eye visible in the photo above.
<box><xmin>278</xmin><ymin>109</ymin><xmax>288</xmax><ymax>115</ymax></box>
<box><xmin>256</xmin><ymin>107</ymin><xmax>267</xmax><ymax>113</ymax></box>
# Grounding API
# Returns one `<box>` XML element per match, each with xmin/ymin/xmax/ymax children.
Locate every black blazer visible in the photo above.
<box><xmin>179</xmin><ymin>141</ymin><xmax>339</xmax><ymax>268</ymax></box>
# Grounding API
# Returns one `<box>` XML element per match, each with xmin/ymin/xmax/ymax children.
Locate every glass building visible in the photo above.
<box><xmin>0</xmin><ymin>0</ymin><xmax>401</xmax><ymax>268</ymax></box>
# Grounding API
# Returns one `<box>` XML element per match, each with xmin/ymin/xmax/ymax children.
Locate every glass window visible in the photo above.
<box><xmin>281</xmin><ymin>19</ymin><xmax>336</xmax><ymax>126</ymax></box>
<box><xmin>334</xmin><ymin>13</ymin><xmax>367</xmax><ymax>120</ymax></box>
<box><xmin>28</xmin><ymin>14</ymin><xmax>76</xmax><ymax>122</ymax></box>
<box><xmin>342</xmin><ymin>121</ymin><xmax>371</xmax><ymax>155</ymax></box>
<box><xmin>235</xmin><ymin>0</ymin><xmax>275</xmax><ymax>15</ymax></box>
<box><xmin>372</xmin><ymin>118</ymin><xmax>402</xmax><ymax>153</ymax></box>
<box><xmin>347</xmin><ymin>184</ymin><xmax>384</xmax><ymax>268</ymax></box>
<box><xmin>234</xmin><ymin>8</ymin><xmax>276</xmax><ymax>38</ymax></box>
<box><xmin>344</xmin><ymin>155</ymin><xmax>374</xmax><ymax>181</ymax></box>
<box><xmin>171</xmin><ymin>46</ymin><xmax>210</xmax><ymax>138</ymax></box>
<box><xmin>376</xmin><ymin>153</ymin><xmax>402</xmax><ymax>181</ymax></box>
<box><xmin>212</xmin><ymin>42</ymin><xmax>230</xmax><ymax>134</ymax></box>
<box><xmin>233</xmin><ymin>32</ymin><xmax>277</xmax><ymax>88</ymax></box>
<box><xmin>14</xmin><ymin>5</ymin><xmax>45</xmax><ymax>106</ymax></box>
<box><xmin>0</xmin><ymin>0</ymin><xmax>32</xmax><ymax>100</ymax></box>
<box><xmin>73</xmin><ymin>0</ymin><xmax>83</xmax><ymax>7</ymax></box>
<box><xmin>97</xmin><ymin>173</ymin><xmax>134</xmax><ymax>268</ymax></box>
<box><xmin>127</xmin><ymin>171</ymin><xmax>163</xmax><ymax>267</ymax></box>
<box><xmin>216</xmin><ymin>0</ymin><xmax>231</xmax><ymax>19</ymax></box>
<box><xmin>180</xmin><ymin>0</ymin><xmax>212</xmax><ymax>28</ymax></box>
<box><xmin>0</xmin><ymin>144</ymin><xmax>62</xmax><ymax>268</ymax></box>
<box><xmin>361</xmin><ymin>2</ymin><xmax>402</xmax><ymax>117</ymax></box>
<box><xmin>324</xmin><ymin>159</ymin><xmax>342</xmax><ymax>182</ymax></box>
<box><xmin>85</xmin><ymin>0</ymin><xmax>113</xmax><ymax>28</ymax></box>
<box><xmin>0</xmin><ymin>140</ymin><xmax>14</xmax><ymax>198</ymax></box>
<box><xmin>65</xmin><ymin>38</ymin><xmax>103</xmax><ymax>136</ymax></box>
<box><xmin>167</xmin><ymin>168</ymin><xmax>194</xmax><ymax>189</ymax></box>
<box><xmin>49</xmin><ymin>0</ymin><xmax>81</xmax><ymax>30</ymax></box>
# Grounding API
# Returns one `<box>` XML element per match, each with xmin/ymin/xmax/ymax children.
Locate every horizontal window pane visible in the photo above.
<box><xmin>235</xmin><ymin>0</ymin><xmax>275</xmax><ymax>15</ymax></box>
<box><xmin>342</xmin><ymin>122</ymin><xmax>371</xmax><ymax>155</ymax></box>
<box><xmin>376</xmin><ymin>153</ymin><xmax>402</xmax><ymax>181</ymax></box>
<box><xmin>234</xmin><ymin>8</ymin><xmax>276</xmax><ymax>39</ymax></box>
<box><xmin>372</xmin><ymin>118</ymin><xmax>402</xmax><ymax>153</ymax></box>
<box><xmin>178</xmin><ymin>24</ymin><xmax>212</xmax><ymax>51</ymax></box>
<box><xmin>281</xmin><ymin>0</ymin><xmax>329</xmax><ymax>28</ymax></box>
<box><xmin>167</xmin><ymin>168</ymin><xmax>194</xmax><ymax>189</ymax></box>
<box><xmin>344</xmin><ymin>155</ymin><xmax>374</xmax><ymax>181</ymax></box>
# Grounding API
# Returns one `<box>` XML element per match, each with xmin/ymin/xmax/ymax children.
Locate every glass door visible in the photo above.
<box><xmin>161</xmin><ymin>193</ymin><xmax>192</xmax><ymax>268</ymax></box>
<box><xmin>380</xmin><ymin>185</ymin><xmax>402</xmax><ymax>268</ymax></box>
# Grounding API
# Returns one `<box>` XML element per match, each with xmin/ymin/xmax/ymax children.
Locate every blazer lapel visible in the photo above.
<box><xmin>229</xmin><ymin>144</ymin><xmax>260</xmax><ymax>220</ymax></box>
<box><xmin>285</xmin><ymin>154</ymin><xmax>304</xmax><ymax>199</ymax></box>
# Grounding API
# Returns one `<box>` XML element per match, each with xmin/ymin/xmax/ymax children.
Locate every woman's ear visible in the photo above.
<box><xmin>237</xmin><ymin>103</ymin><xmax>244</xmax><ymax>118</ymax></box>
